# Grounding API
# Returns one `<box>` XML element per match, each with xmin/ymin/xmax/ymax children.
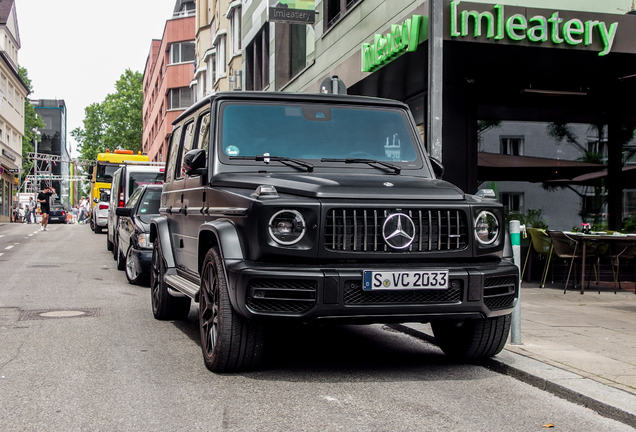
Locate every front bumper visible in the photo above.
<box><xmin>224</xmin><ymin>260</ymin><xmax>519</xmax><ymax>324</ymax></box>
<box><xmin>132</xmin><ymin>247</ymin><xmax>153</xmax><ymax>275</ymax></box>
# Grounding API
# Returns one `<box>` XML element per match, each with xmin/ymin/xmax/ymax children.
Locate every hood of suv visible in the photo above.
<box><xmin>214</xmin><ymin>172</ymin><xmax>465</xmax><ymax>200</ymax></box>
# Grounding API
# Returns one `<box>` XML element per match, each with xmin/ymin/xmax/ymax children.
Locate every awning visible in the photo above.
<box><xmin>545</xmin><ymin>165</ymin><xmax>636</xmax><ymax>187</ymax></box>
<box><xmin>478</xmin><ymin>153</ymin><xmax>606</xmax><ymax>183</ymax></box>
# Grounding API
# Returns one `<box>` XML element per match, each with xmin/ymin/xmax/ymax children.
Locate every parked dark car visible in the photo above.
<box><xmin>115</xmin><ymin>184</ymin><xmax>162</xmax><ymax>284</ymax></box>
<box><xmin>150</xmin><ymin>91</ymin><xmax>519</xmax><ymax>373</ymax></box>
<box><xmin>49</xmin><ymin>204</ymin><xmax>67</xmax><ymax>224</ymax></box>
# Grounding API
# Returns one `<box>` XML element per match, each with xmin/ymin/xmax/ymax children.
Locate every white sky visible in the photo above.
<box><xmin>16</xmin><ymin>0</ymin><xmax>179</xmax><ymax>157</ymax></box>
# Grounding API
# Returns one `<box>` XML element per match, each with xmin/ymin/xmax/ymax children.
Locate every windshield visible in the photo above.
<box><xmin>128</xmin><ymin>172</ymin><xmax>164</xmax><ymax>197</ymax></box>
<box><xmin>219</xmin><ymin>103</ymin><xmax>422</xmax><ymax>167</ymax></box>
<box><xmin>96</xmin><ymin>163</ymin><xmax>119</xmax><ymax>183</ymax></box>
<box><xmin>137</xmin><ymin>189</ymin><xmax>161</xmax><ymax>215</ymax></box>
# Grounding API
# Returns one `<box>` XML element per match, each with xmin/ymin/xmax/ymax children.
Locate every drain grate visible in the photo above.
<box><xmin>19</xmin><ymin>308</ymin><xmax>102</xmax><ymax>321</ymax></box>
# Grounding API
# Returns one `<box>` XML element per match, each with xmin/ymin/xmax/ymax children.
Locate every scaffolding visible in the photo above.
<box><xmin>21</xmin><ymin>153</ymin><xmax>91</xmax><ymax>194</ymax></box>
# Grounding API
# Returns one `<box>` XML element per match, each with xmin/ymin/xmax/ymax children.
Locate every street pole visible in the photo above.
<box><xmin>510</xmin><ymin>220</ymin><xmax>523</xmax><ymax>345</ymax></box>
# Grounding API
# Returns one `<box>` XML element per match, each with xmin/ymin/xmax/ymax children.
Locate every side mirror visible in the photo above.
<box><xmin>430</xmin><ymin>157</ymin><xmax>444</xmax><ymax>178</ymax></box>
<box><xmin>87</xmin><ymin>165</ymin><xmax>94</xmax><ymax>175</ymax></box>
<box><xmin>93</xmin><ymin>197</ymin><xmax>99</xmax><ymax>203</ymax></box>
<box><xmin>115</xmin><ymin>207</ymin><xmax>132</xmax><ymax>217</ymax></box>
<box><xmin>183</xmin><ymin>149</ymin><xmax>207</xmax><ymax>175</ymax></box>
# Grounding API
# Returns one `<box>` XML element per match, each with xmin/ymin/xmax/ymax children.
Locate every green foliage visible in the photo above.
<box><xmin>622</xmin><ymin>215</ymin><xmax>636</xmax><ymax>233</ymax></box>
<box><xmin>505</xmin><ymin>208</ymin><xmax>548</xmax><ymax>229</ymax></box>
<box><xmin>71</xmin><ymin>69</ymin><xmax>143</xmax><ymax>161</ymax></box>
<box><xmin>18</xmin><ymin>66</ymin><xmax>46</xmax><ymax>183</ymax></box>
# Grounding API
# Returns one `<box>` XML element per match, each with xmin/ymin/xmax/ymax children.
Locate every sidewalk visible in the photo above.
<box><xmin>403</xmin><ymin>280</ymin><xmax>636</xmax><ymax>427</ymax></box>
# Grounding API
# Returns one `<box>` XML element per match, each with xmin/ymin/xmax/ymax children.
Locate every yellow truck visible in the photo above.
<box><xmin>87</xmin><ymin>149</ymin><xmax>150</xmax><ymax>231</ymax></box>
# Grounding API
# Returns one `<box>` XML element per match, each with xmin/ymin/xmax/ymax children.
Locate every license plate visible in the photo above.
<box><xmin>363</xmin><ymin>270</ymin><xmax>449</xmax><ymax>290</ymax></box>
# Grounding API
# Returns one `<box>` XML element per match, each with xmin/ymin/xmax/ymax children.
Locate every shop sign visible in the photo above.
<box><xmin>361</xmin><ymin>15</ymin><xmax>425</xmax><ymax>72</ymax></box>
<box><xmin>268</xmin><ymin>0</ymin><xmax>315</xmax><ymax>24</ymax></box>
<box><xmin>449</xmin><ymin>1</ymin><xmax>619</xmax><ymax>56</ymax></box>
<box><xmin>2</xmin><ymin>148</ymin><xmax>16</xmax><ymax>162</ymax></box>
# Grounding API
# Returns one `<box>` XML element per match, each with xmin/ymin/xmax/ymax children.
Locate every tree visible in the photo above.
<box><xmin>71</xmin><ymin>69</ymin><xmax>143</xmax><ymax>161</ymax></box>
<box><xmin>18</xmin><ymin>66</ymin><xmax>46</xmax><ymax>184</ymax></box>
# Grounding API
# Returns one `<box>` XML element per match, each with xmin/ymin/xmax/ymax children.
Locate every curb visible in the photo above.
<box><xmin>392</xmin><ymin>323</ymin><xmax>636</xmax><ymax>428</ymax></box>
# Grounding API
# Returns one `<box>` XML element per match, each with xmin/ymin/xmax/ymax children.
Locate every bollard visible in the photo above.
<box><xmin>510</xmin><ymin>220</ymin><xmax>523</xmax><ymax>345</ymax></box>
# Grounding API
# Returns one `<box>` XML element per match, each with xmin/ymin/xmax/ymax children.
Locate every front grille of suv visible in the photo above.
<box><xmin>324</xmin><ymin>208</ymin><xmax>468</xmax><ymax>252</ymax></box>
<box><xmin>343</xmin><ymin>280</ymin><xmax>463</xmax><ymax>305</ymax></box>
<box><xmin>246</xmin><ymin>279</ymin><xmax>317</xmax><ymax>314</ymax></box>
<box><xmin>483</xmin><ymin>275</ymin><xmax>517</xmax><ymax>310</ymax></box>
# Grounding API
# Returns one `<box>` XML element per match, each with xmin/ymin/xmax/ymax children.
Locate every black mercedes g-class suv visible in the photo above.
<box><xmin>150</xmin><ymin>91</ymin><xmax>518</xmax><ymax>372</ymax></box>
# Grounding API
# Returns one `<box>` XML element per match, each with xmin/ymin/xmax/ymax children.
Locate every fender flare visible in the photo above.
<box><xmin>150</xmin><ymin>216</ymin><xmax>176</xmax><ymax>269</ymax></box>
<box><xmin>198</xmin><ymin>219</ymin><xmax>244</xmax><ymax>310</ymax></box>
<box><xmin>198</xmin><ymin>219</ymin><xmax>245</xmax><ymax>263</ymax></box>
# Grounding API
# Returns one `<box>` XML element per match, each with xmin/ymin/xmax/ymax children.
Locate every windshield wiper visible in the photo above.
<box><xmin>321</xmin><ymin>158</ymin><xmax>401</xmax><ymax>175</ymax></box>
<box><xmin>230</xmin><ymin>155</ymin><xmax>314</xmax><ymax>173</ymax></box>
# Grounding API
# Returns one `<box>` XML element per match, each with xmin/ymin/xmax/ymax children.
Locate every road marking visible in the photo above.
<box><xmin>5</xmin><ymin>245</ymin><xmax>14</xmax><ymax>250</ymax></box>
<box><xmin>0</xmin><ymin>253</ymin><xmax>3</xmax><ymax>257</ymax></box>
<box><xmin>0</xmin><ymin>235</ymin><xmax>4</xmax><ymax>238</ymax></box>
<box><xmin>28</xmin><ymin>234</ymin><xmax>33</xmax><ymax>237</ymax></box>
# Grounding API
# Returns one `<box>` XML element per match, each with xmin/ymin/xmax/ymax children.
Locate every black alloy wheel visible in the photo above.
<box><xmin>150</xmin><ymin>239</ymin><xmax>190</xmax><ymax>320</ymax></box>
<box><xmin>199</xmin><ymin>247</ymin><xmax>264</xmax><ymax>372</ymax></box>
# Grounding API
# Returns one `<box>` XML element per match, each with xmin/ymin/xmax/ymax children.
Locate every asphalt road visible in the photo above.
<box><xmin>0</xmin><ymin>222</ymin><xmax>633</xmax><ymax>432</ymax></box>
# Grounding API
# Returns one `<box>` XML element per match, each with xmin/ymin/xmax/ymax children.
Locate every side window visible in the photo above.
<box><xmin>166</xmin><ymin>126</ymin><xmax>183</xmax><ymax>182</ymax></box>
<box><xmin>198</xmin><ymin>112</ymin><xmax>211</xmax><ymax>156</ymax></box>
<box><xmin>179</xmin><ymin>121</ymin><xmax>196</xmax><ymax>178</ymax></box>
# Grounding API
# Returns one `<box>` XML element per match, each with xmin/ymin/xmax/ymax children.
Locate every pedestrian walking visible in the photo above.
<box><xmin>78</xmin><ymin>197</ymin><xmax>88</xmax><ymax>224</ymax></box>
<box><xmin>37</xmin><ymin>186</ymin><xmax>55</xmax><ymax>231</ymax></box>
<box><xmin>71</xmin><ymin>205</ymin><xmax>79</xmax><ymax>224</ymax></box>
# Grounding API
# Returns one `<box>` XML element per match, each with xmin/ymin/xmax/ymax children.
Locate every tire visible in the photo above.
<box><xmin>112</xmin><ymin>234</ymin><xmax>118</xmax><ymax>260</ymax></box>
<box><xmin>151</xmin><ymin>240</ymin><xmax>191</xmax><ymax>320</ymax></box>
<box><xmin>89</xmin><ymin>217</ymin><xmax>95</xmax><ymax>232</ymax></box>
<box><xmin>431</xmin><ymin>314</ymin><xmax>511</xmax><ymax>362</ymax></box>
<box><xmin>125</xmin><ymin>246</ymin><xmax>144</xmax><ymax>285</ymax></box>
<box><xmin>107</xmin><ymin>235</ymin><xmax>114</xmax><ymax>251</ymax></box>
<box><xmin>199</xmin><ymin>247</ymin><xmax>264</xmax><ymax>372</ymax></box>
<box><xmin>116</xmin><ymin>245</ymin><xmax>126</xmax><ymax>271</ymax></box>
<box><xmin>95</xmin><ymin>225</ymin><xmax>103</xmax><ymax>234</ymax></box>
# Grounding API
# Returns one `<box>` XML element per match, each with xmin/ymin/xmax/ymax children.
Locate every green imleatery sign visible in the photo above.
<box><xmin>269</xmin><ymin>0</ymin><xmax>316</xmax><ymax>24</ymax></box>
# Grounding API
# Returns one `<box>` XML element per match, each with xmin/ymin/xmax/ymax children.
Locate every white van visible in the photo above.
<box><xmin>106</xmin><ymin>164</ymin><xmax>164</xmax><ymax>256</ymax></box>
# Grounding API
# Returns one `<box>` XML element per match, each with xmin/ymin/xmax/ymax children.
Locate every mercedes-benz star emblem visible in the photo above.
<box><xmin>382</xmin><ymin>213</ymin><xmax>416</xmax><ymax>249</ymax></box>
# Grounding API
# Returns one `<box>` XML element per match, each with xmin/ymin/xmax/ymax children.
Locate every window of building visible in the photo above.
<box><xmin>500</xmin><ymin>192</ymin><xmax>523</xmax><ymax>212</ymax></box>
<box><xmin>246</xmin><ymin>25</ymin><xmax>269</xmax><ymax>91</ymax></box>
<box><xmin>324</xmin><ymin>0</ymin><xmax>363</xmax><ymax>31</ymax></box>
<box><xmin>214</xmin><ymin>35</ymin><xmax>227</xmax><ymax>79</ymax></box>
<box><xmin>587</xmin><ymin>138</ymin><xmax>607</xmax><ymax>159</ymax></box>
<box><xmin>206</xmin><ymin>51</ymin><xmax>216</xmax><ymax>90</ymax></box>
<box><xmin>168</xmin><ymin>87</ymin><xmax>193</xmax><ymax>109</ymax></box>
<box><xmin>228</xmin><ymin>2</ymin><xmax>242</xmax><ymax>56</ymax></box>
<box><xmin>275</xmin><ymin>23</ymin><xmax>314</xmax><ymax>90</ymax></box>
<box><xmin>170</xmin><ymin>41</ymin><xmax>196</xmax><ymax>64</ymax></box>
<box><xmin>500</xmin><ymin>137</ymin><xmax>523</xmax><ymax>156</ymax></box>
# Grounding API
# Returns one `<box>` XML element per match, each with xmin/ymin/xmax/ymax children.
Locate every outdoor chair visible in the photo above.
<box><xmin>521</xmin><ymin>228</ymin><xmax>555</xmax><ymax>287</ymax></box>
<box><xmin>608</xmin><ymin>244</ymin><xmax>636</xmax><ymax>293</ymax></box>
<box><xmin>547</xmin><ymin>230</ymin><xmax>598</xmax><ymax>293</ymax></box>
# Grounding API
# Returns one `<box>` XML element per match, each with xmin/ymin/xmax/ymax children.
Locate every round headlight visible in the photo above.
<box><xmin>268</xmin><ymin>210</ymin><xmax>306</xmax><ymax>245</ymax></box>
<box><xmin>474</xmin><ymin>211</ymin><xmax>499</xmax><ymax>245</ymax></box>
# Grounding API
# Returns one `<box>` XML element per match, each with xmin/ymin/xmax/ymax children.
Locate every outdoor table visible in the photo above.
<box><xmin>562</xmin><ymin>232</ymin><xmax>636</xmax><ymax>294</ymax></box>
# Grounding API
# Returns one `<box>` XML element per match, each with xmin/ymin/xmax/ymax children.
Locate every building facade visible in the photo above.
<box><xmin>193</xmin><ymin>0</ymin><xmax>244</xmax><ymax>100</ymax></box>
<box><xmin>0</xmin><ymin>0</ymin><xmax>28</xmax><ymax>222</ymax></box>
<box><xmin>142</xmin><ymin>1</ymin><xmax>196</xmax><ymax>163</ymax></box>
<box><xmin>241</xmin><ymin>0</ymin><xmax>636</xmax><ymax>230</ymax></box>
<box><xmin>32</xmin><ymin>99</ymin><xmax>70</xmax><ymax>206</ymax></box>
